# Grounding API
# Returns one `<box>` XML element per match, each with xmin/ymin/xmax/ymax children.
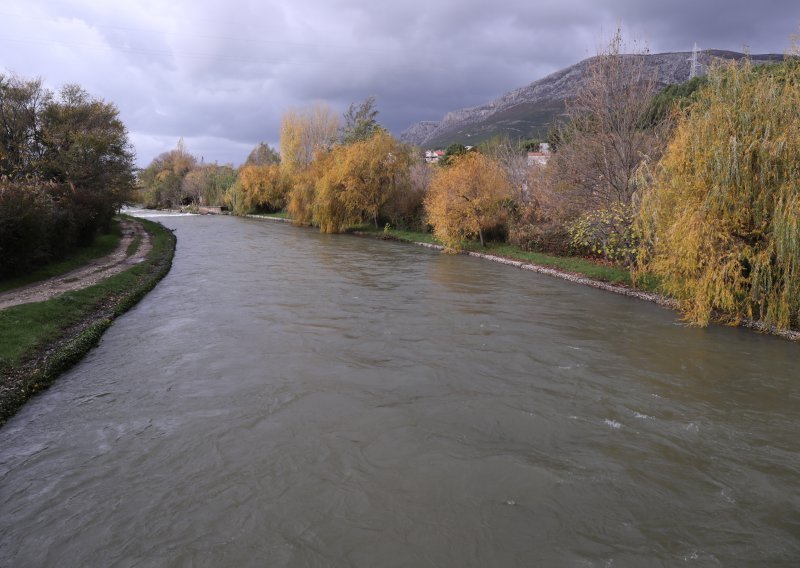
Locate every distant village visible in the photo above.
<box><xmin>423</xmin><ymin>142</ymin><xmax>551</xmax><ymax>166</ymax></box>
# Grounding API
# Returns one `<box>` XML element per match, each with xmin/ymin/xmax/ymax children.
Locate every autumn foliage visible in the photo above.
<box><xmin>278</xmin><ymin>104</ymin><xmax>416</xmax><ymax>233</ymax></box>
<box><xmin>639</xmin><ymin>59</ymin><xmax>800</xmax><ymax>329</ymax></box>
<box><xmin>424</xmin><ymin>152</ymin><xmax>511</xmax><ymax>251</ymax></box>
<box><xmin>314</xmin><ymin>131</ymin><xmax>413</xmax><ymax>232</ymax></box>
<box><xmin>228</xmin><ymin>163</ymin><xmax>288</xmax><ymax>214</ymax></box>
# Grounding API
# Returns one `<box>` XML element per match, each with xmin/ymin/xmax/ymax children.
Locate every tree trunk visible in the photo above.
<box><xmin>479</xmin><ymin>228</ymin><xmax>485</xmax><ymax>247</ymax></box>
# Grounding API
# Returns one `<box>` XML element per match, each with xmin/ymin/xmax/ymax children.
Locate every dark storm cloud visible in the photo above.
<box><xmin>2</xmin><ymin>1</ymin><xmax>798</xmax><ymax>166</ymax></box>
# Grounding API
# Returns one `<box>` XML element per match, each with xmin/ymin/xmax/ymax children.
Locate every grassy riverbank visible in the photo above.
<box><xmin>0</xmin><ymin>216</ymin><xmax>176</xmax><ymax>425</ymax></box>
<box><xmin>0</xmin><ymin>219</ymin><xmax>123</xmax><ymax>293</ymax></box>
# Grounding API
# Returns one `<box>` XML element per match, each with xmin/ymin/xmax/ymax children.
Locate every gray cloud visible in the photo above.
<box><xmin>2</xmin><ymin>0</ymin><xmax>798</xmax><ymax>166</ymax></box>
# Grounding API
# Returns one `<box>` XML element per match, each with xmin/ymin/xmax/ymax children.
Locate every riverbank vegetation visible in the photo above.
<box><xmin>0</xmin><ymin>216</ymin><xmax>175</xmax><ymax>425</ymax></box>
<box><xmin>134</xmin><ymin>31</ymin><xmax>800</xmax><ymax>334</ymax></box>
<box><xmin>0</xmin><ymin>219</ymin><xmax>122</xmax><ymax>293</ymax></box>
<box><xmin>638</xmin><ymin>56</ymin><xmax>800</xmax><ymax>329</ymax></box>
<box><xmin>0</xmin><ymin>75</ymin><xmax>136</xmax><ymax>279</ymax></box>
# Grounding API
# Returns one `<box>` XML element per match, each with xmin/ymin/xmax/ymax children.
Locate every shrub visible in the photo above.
<box><xmin>568</xmin><ymin>203</ymin><xmax>639</xmax><ymax>265</ymax></box>
<box><xmin>0</xmin><ymin>180</ymin><xmax>57</xmax><ymax>277</ymax></box>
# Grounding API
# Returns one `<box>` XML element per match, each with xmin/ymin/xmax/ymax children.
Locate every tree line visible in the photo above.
<box><xmin>0</xmin><ymin>75</ymin><xmax>135</xmax><ymax>278</ymax></box>
<box><xmin>137</xmin><ymin>31</ymin><xmax>800</xmax><ymax>332</ymax></box>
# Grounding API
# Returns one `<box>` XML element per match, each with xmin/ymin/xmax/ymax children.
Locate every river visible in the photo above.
<box><xmin>1</xmin><ymin>212</ymin><xmax>798</xmax><ymax>567</ymax></box>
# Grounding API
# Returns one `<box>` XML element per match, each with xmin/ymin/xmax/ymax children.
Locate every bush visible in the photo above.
<box><xmin>568</xmin><ymin>203</ymin><xmax>639</xmax><ymax>265</ymax></box>
<box><xmin>381</xmin><ymin>162</ymin><xmax>431</xmax><ymax>231</ymax></box>
<box><xmin>506</xmin><ymin>169</ymin><xmax>573</xmax><ymax>255</ymax></box>
<box><xmin>0</xmin><ymin>180</ymin><xmax>61</xmax><ymax>277</ymax></box>
<box><xmin>507</xmin><ymin>202</ymin><xmax>571</xmax><ymax>255</ymax></box>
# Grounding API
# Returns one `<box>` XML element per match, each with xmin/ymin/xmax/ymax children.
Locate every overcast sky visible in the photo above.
<box><xmin>2</xmin><ymin>1</ymin><xmax>798</xmax><ymax>166</ymax></box>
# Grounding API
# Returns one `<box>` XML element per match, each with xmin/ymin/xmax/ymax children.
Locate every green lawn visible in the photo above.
<box><xmin>465</xmin><ymin>243</ymin><xmax>633</xmax><ymax>285</ymax></box>
<box><xmin>0</xmin><ymin>219</ymin><xmax>123</xmax><ymax>293</ymax></box>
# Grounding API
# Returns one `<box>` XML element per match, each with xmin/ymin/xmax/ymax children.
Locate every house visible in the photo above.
<box><xmin>527</xmin><ymin>143</ymin><xmax>551</xmax><ymax>167</ymax></box>
<box><xmin>424</xmin><ymin>149</ymin><xmax>446</xmax><ymax>163</ymax></box>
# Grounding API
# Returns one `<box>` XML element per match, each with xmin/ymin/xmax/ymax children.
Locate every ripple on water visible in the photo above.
<box><xmin>1</xmin><ymin>214</ymin><xmax>799</xmax><ymax>566</ymax></box>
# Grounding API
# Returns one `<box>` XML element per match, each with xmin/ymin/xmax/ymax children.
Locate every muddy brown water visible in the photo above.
<box><xmin>1</xmin><ymin>211</ymin><xmax>798</xmax><ymax>567</ymax></box>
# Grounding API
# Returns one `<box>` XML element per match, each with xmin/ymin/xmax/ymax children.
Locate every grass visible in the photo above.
<box><xmin>0</xmin><ymin>219</ymin><xmax>123</xmax><ymax>293</ymax></box>
<box><xmin>126</xmin><ymin>234</ymin><xmax>142</xmax><ymax>256</ymax></box>
<box><xmin>0</xmin><ymin>216</ymin><xmax>176</xmax><ymax>425</ymax></box>
<box><xmin>465</xmin><ymin>243</ymin><xmax>633</xmax><ymax>285</ymax></box>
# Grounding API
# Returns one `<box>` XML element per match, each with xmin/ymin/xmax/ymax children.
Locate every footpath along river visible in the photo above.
<box><xmin>0</xmin><ymin>211</ymin><xmax>798</xmax><ymax>566</ymax></box>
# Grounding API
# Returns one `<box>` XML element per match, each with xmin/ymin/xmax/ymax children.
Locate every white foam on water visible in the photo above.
<box><xmin>604</xmin><ymin>419</ymin><xmax>622</xmax><ymax>430</ymax></box>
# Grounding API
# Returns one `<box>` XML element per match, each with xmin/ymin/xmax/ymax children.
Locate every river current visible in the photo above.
<box><xmin>1</xmin><ymin>212</ymin><xmax>798</xmax><ymax>566</ymax></box>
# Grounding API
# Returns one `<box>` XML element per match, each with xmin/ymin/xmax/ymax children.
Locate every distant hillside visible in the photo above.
<box><xmin>400</xmin><ymin>50</ymin><xmax>784</xmax><ymax>149</ymax></box>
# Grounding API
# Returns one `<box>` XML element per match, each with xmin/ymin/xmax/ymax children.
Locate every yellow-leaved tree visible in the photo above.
<box><xmin>280</xmin><ymin>103</ymin><xmax>339</xmax><ymax>223</ymax></box>
<box><xmin>229</xmin><ymin>163</ymin><xmax>288</xmax><ymax>214</ymax></box>
<box><xmin>279</xmin><ymin>103</ymin><xmax>339</xmax><ymax>175</ymax></box>
<box><xmin>638</xmin><ymin>57</ymin><xmax>800</xmax><ymax>329</ymax></box>
<box><xmin>424</xmin><ymin>152</ymin><xmax>511</xmax><ymax>251</ymax></box>
<box><xmin>314</xmin><ymin>131</ymin><xmax>413</xmax><ymax>233</ymax></box>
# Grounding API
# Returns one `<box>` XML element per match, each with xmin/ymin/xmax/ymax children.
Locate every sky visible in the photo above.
<box><xmin>2</xmin><ymin>1</ymin><xmax>798</xmax><ymax>167</ymax></box>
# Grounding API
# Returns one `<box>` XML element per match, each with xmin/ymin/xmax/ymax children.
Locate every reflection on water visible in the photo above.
<box><xmin>1</xmin><ymin>214</ymin><xmax>798</xmax><ymax>566</ymax></box>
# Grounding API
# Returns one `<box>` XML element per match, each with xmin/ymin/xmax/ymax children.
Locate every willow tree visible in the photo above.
<box><xmin>229</xmin><ymin>163</ymin><xmax>288</xmax><ymax>214</ymax></box>
<box><xmin>639</xmin><ymin>58</ymin><xmax>800</xmax><ymax>329</ymax></box>
<box><xmin>280</xmin><ymin>103</ymin><xmax>339</xmax><ymax>224</ymax></box>
<box><xmin>279</xmin><ymin>103</ymin><xmax>339</xmax><ymax>175</ymax></box>
<box><xmin>314</xmin><ymin>131</ymin><xmax>413</xmax><ymax>233</ymax></box>
<box><xmin>424</xmin><ymin>152</ymin><xmax>511</xmax><ymax>251</ymax></box>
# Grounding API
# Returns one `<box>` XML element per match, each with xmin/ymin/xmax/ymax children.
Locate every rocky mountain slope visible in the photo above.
<box><xmin>400</xmin><ymin>50</ymin><xmax>783</xmax><ymax>149</ymax></box>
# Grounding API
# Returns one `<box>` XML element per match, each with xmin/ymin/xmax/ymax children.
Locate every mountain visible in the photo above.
<box><xmin>399</xmin><ymin>50</ymin><xmax>784</xmax><ymax>149</ymax></box>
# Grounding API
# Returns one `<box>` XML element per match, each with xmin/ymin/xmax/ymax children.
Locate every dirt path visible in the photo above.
<box><xmin>0</xmin><ymin>218</ymin><xmax>153</xmax><ymax>310</ymax></box>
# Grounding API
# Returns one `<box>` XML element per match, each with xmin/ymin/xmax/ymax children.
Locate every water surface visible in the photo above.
<box><xmin>1</xmin><ymin>212</ymin><xmax>798</xmax><ymax>566</ymax></box>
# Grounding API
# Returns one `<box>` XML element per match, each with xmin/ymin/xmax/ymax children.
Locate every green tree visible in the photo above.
<box><xmin>641</xmin><ymin>76</ymin><xmax>708</xmax><ymax>129</ymax></box>
<box><xmin>0</xmin><ymin>74</ymin><xmax>50</xmax><ymax>178</ymax></box>
<box><xmin>245</xmin><ymin>142</ymin><xmax>280</xmax><ymax>166</ymax></box>
<box><xmin>182</xmin><ymin>163</ymin><xmax>237</xmax><ymax>206</ymax></box>
<box><xmin>341</xmin><ymin>96</ymin><xmax>381</xmax><ymax>144</ymax></box>
<box><xmin>438</xmin><ymin>143</ymin><xmax>469</xmax><ymax>167</ymax></box>
<box><xmin>0</xmin><ymin>76</ymin><xmax>136</xmax><ymax>272</ymax></box>
<box><xmin>138</xmin><ymin>139</ymin><xmax>197</xmax><ymax>208</ymax></box>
